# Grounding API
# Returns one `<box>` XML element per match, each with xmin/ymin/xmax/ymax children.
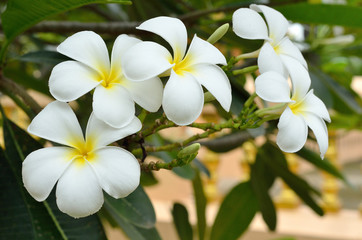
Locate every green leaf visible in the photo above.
<box><xmin>192</xmin><ymin>170</ymin><xmax>207</xmax><ymax>240</ymax></box>
<box><xmin>104</xmin><ymin>208</ymin><xmax>161</xmax><ymax>240</ymax></box>
<box><xmin>104</xmin><ymin>185</ymin><xmax>156</xmax><ymax>229</ymax></box>
<box><xmin>17</xmin><ymin>50</ymin><xmax>71</xmax><ymax>65</ymax></box>
<box><xmin>296</xmin><ymin>147</ymin><xmax>349</xmax><ymax>185</ymax></box>
<box><xmin>199</xmin><ymin>131</ymin><xmax>252</xmax><ymax>153</ymax></box>
<box><xmin>1</xmin><ymin>0</ymin><xmax>131</xmax><ymax>42</ymax></box>
<box><xmin>0</xmin><ymin>146</ymin><xmax>64</xmax><ymax>240</ymax></box>
<box><xmin>140</xmin><ymin>171</ymin><xmax>159</xmax><ymax>186</ymax></box>
<box><xmin>276</xmin><ymin>3</ymin><xmax>362</xmax><ymax>28</ymax></box>
<box><xmin>172</xmin><ymin>203</ymin><xmax>193</xmax><ymax>240</ymax></box>
<box><xmin>261</xmin><ymin>143</ymin><xmax>324</xmax><ymax>216</ymax></box>
<box><xmin>1</xmin><ymin>108</ymin><xmax>107</xmax><ymax>240</ymax></box>
<box><xmin>210</xmin><ymin>182</ymin><xmax>258</xmax><ymax>240</ymax></box>
<box><xmin>310</xmin><ymin>67</ymin><xmax>362</xmax><ymax>114</ymax></box>
<box><xmin>250</xmin><ymin>151</ymin><xmax>277</xmax><ymax>231</ymax></box>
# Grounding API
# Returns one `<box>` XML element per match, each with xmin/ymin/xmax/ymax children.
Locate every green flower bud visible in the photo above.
<box><xmin>177</xmin><ymin>143</ymin><xmax>201</xmax><ymax>158</ymax></box>
<box><xmin>207</xmin><ymin>23</ymin><xmax>229</xmax><ymax>44</ymax></box>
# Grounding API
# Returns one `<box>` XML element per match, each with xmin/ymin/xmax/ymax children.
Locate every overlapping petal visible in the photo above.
<box><xmin>282</xmin><ymin>55</ymin><xmax>310</xmax><ymax>101</ymax></box>
<box><xmin>122</xmin><ymin>41</ymin><xmax>173</xmax><ymax>81</ymax></box>
<box><xmin>93</xmin><ymin>84</ymin><xmax>135</xmax><ymax>128</ymax></box>
<box><xmin>300</xmin><ymin>90</ymin><xmax>331</xmax><ymax>122</ymax></box>
<box><xmin>304</xmin><ymin>113</ymin><xmax>329</xmax><ymax>159</ymax></box>
<box><xmin>258</xmin><ymin>42</ymin><xmax>285</xmax><ymax>76</ymax></box>
<box><xmin>162</xmin><ymin>70</ymin><xmax>204</xmax><ymax>125</ymax></box>
<box><xmin>49</xmin><ymin>61</ymin><xmax>100</xmax><ymax>102</ymax></box>
<box><xmin>191</xmin><ymin>64</ymin><xmax>231</xmax><ymax>111</ymax></box>
<box><xmin>90</xmin><ymin>147</ymin><xmax>140</xmax><ymax>198</ymax></box>
<box><xmin>22</xmin><ymin>147</ymin><xmax>75</xmax><ymax>201</ymax></box>
<box><xmin>110</xmin><ymin>34</ymin><xmax>142</xmax><ymax>80</ymax></box>
<box><xmin>137</xmin><ymin>16</ymin><xmax>187</xmax><ymax>62</ymax></box>
<box><xmin>124</xmin><ymin>77</ymin><xmax>163</xmax><ymax>112</ymax></box>
<box><xmin>86</xmin><ymin>113</ymin><xmax>141</xmax><ymax>149</ymax></box>
<box><xmin>255</xmin><ymin>71</ymin><xmax>292</xmax><ymax>103</ymax></box>
<box><xmin>185</xmin><ymin>35</ymin><xmax>227</xmax><ymax>66</ymax></box>
<box><xmin>28</xmin><ymin>101</ymin><xmax>84</xmax><ymax>148</ymax></box>
<box><xmin>57</xmin><ymin>31</ymin><xmax>110</xmax><ymax>76</ymax></box>
<box><xmin>279</xmin><ymin>38</ymin><xmax>308</xmax><ymax>68</ymax></box>
<box><xmin>276</xmin><ymin>107</ymin><xmax>308</xmax><ymax>153</ymax></box>
<box><xmin>56</xmin><ymin>161</ymin><xmax>103</xmax><ymax>218</ymax></box>
<box><xmin>232</xmin><ymin>8</ymin><xmax>269</xmax><ymax>40</ymax></box>
<box><xmin>250</xmin><ymin>4</ymin><xmax>289</xmax><ymax>44</ymax></box>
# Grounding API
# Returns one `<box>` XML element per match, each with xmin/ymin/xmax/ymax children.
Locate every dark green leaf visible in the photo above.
<box><xmin>250</xmin><ymin>151</ymin><xmax>277</xmax><ymax>231</ymax></box>
<box><xmin>210</xmin><ymin>181</ymin><xmax>258</xmax><ymax>240</ymax></box>
<box><xmin>276</xmin><ymin>3</ymin><xmax>362</xmax><ymax>28</ymax></box>
<box><xmin>140</xmin><ymin>171</ymin><xmax>159</xmax><ymax>186</ymax></box>
<box><xmin>17</xmin><ymin>50</ymin><xmax>71</xmax><ymax>65</ymax></box>
<box><xmin>104</xmin><ymin>186</ymin><xmax>156</xmax><ymax>229</ymax></box>
<box><xmin>104</xmin><ymin>208</ymin><xmax>161</xmax><ymax>240</ymax></box>
<box><xmin>192</xmin><ymin>170</ymin><xmax>207</xmax><ymax>240</ymax></box>
<box><xmin>261</xmin><ymin>143</ymin><xmax>324</xmax><ymax>216</ymax></box>
<box><xmin>172</xmin><ymin>203</ymin><xmax>193</xmax><ymax>240</ymax></box>
<box><xmin>310</xmin><ymin>67</ymin><xmax>361</xmax><ymax>115</ymax></box>
<box><xmin>199</xmin><ymin>131</ymin><xmax>252</xmax><ymax>153</ymax></box>
<box><xmin>0</xmin><ymin>146</ymin><xmax>64</xmax><ymax>240</ymax></box>
<box><xmin>1</xmin><ymin>0</ymin><xmax>131</xmax><ymax>42</ymax></box>
<box><xmin>296</xmin><ymin>147</ymin><xmax>349</xmax><ymax>184</ymax></box>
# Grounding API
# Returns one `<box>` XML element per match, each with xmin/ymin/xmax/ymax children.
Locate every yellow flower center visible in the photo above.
<box><xmin>289</xmin><ymin>98</ymin><xmax>305</xmax><ymax>115</ymax></box>
<box><xmin>67</xmin><ymin>137</ymin><xmax>97</xmax><ymax>167</ymax></box>
<box><xmin>171</xmin><ymin>53</ymin><xmax>194</xmax><ymax>76</ymax></box>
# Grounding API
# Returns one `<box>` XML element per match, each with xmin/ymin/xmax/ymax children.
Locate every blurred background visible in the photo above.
<box><xmin>0</xmin><ymin>0</ymin><xmax>361</xmax><ymax>239</ymax></box>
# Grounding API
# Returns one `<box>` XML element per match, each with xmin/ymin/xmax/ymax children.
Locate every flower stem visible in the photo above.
<box><xmin>254</xmin><ymin>103</ymin><xmax>286</xmax><ymax>117</ymax></box>
<box><xmin>232</xmin><ymin>65</ymin><xmax>258</xmax><ymax>75</ymax></box>
<box><xmin>235</xmin><ymin>49</ymin><xmax>260</xmax><ymax>61</ymax></box>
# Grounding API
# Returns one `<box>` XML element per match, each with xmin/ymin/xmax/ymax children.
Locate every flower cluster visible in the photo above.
<box><xmin>22</xmin><ymin>16</ymin><xmax>231</xmax><ymax>218</ymax></box>
<box><xmin>233</xmin><ymin>4</ymin><xmax>330</xmax><ymax>158</ymax></box>
<box><xmin>22</xmin><ymin>4</ymin><xmax>330</xmax><ymax>219</ymax></box>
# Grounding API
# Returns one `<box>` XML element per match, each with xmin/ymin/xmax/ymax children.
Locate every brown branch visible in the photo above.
<box><xmin>0</xmin><ymin>73</ymin><xmax>42</xmax><ymax>116</ymax></box>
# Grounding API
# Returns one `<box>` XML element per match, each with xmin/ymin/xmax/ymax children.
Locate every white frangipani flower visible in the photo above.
<box><xmin>49</xmin><ymin>31</ymin><xmax>163</xmax><ymax>128</ymax></box>
<box><xmin>232</xmin><ymin>4</ymin><xmax>307</xmax><ymax>76</ymax></box>
<box><xmin>255</xmin><ymin>57</ymin><xmax>331</xmax><ymax>158</ymax></box>
<box><xmin>22</xmin><ymin>101</ymin><xmax>141</xmax><ymax>218</ymax></box>
<box><xmin>122</xmin><ymin>16</ymin><xmax>232</xmax><ymax>126</ymax></box>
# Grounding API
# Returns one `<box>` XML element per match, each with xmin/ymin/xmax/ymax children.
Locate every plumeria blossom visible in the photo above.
<box><xmin>22</xmin><ymin>101</ymin><xmax>141</xmax><ymax>218</ymax></box>
<box><xmin>232</xmin><ymin>4</ymin><xmax>307</xmax><ymax>76</ymax></box>
<box><xmin>122</xmin><ymin>16</ymin><xmax>231</xmax><ymax>126</ymax></box>
<box><xmin>255</xmin><ymin>56</ymin><xmax>331</xmax><ymax>158</ymax></box>
<box><xmin>49</xmin><ymin>31</ymin><xmax>163</xmax><ymax>128</ymax></box>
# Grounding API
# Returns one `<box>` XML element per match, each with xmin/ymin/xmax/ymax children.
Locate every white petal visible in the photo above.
<box><xmin>300</xmin><ymin>90</ymin><xmax>331</xmax><ymax>122</ymax></box>
<box><xmin>86</xmin><ymin>113</ymin><xmax>141</xmax><ymax>149</ymax></box>
<box><xmin>162</xmin><ymin>70</ymin><xmax>204</xmax><ymax>125</ymax></box>
<box><xmin>281</xmin><ymin>55</ymin><xmax>310</xmax><ymax>101</ymax></box>
<box><xmin>255</xmin><ymin>71</ymin><xmax>292</xmax><ymax>103</ymax></box>
<box><xmin>304</xmin><ymin>113</ymin><xmax>329</xmax><ymax>159</ymax></box>
<box><xmin>57</xmin><ymin>31</ymin><xmax>110</xmax><ymax>76</ymax></box>
<box><xmin>49</xmin><ymin>61</ymin><xmax>100</xmax><ymax>102</ymax></box>
<box><xmin>56</xmin><ymin>161</ymin><xmax>103</xmax><ymax>218</ymax></box>
<box><xmin>22</xmin><ymin>147</ymin><xmax>75</xmax><ymax>201</ymax></box>
<box><xmin>258</xmin><ymin>42</ymin><xmax>286</xmax><ymax>76</ymax></box>
<box><xmin>276</xmin><ymin>107</ymin><xmax>308</xmax><ymax>153</ymax></box>
<box><xmin>232</xmin><ymin>8</ymin><xmax>269</xmax><ymax>40</ymax></box>
<box><xmin>251</xmin><ymin>4</ymin><xmax>289</xmax><ymax>44</ymax></box>
<box><xmin>123</xmin><ymin>77</ymin><xmax>163</xmax><ymax>112</ymax></box>
<box><xmin>90</xmin><ymin>147</ymin><xmax>140</xmax><ymax>198</ymax></box>
<box><xmin>137</xmin><ymin>16</ymin><xmax>187</xmax><ymax>62</ymax></box>
<box><xmin>122</xmin><ymin>41</ymin><xmax>173</xmax><ymax>81</ymax></box>
<box><xmin>279</xmin><ymin>38</ymin><xmax>307</xmax><ymax>68</ymax></box>
<box><xmin>93</xmin><ymin>84</ymin><xmax>135</xmax><ymax>128</ymax></box>
<box><xmin>110</xmin><ymin>34</ymin><xmax>142</xmax><ymax>80</ymax></box>
<box><xmin>184</xmin><ymin>35</ymin><xmax>226</xmax><ymax>66</ymax></box>
<box><xmin>28</xmin><ymin>101</ymin><xmax>84</xmax><ymax>148</ymax></box>
<box><xmin>191</xmin><ymin>64</ymin><xmax>231</xmax><ymax>111</ymax></box>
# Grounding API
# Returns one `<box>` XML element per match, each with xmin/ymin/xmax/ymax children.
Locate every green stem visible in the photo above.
<box><xmin>232</xmin><ymin>65</ymin><xmax>258</xmax><ymax>75</ymax></box>
<box><xmin>137</xmin><ymin>109</ymin><xmax>148</xmax><ymax>124</ymax></box>
<box><xmin>0</xmin><ymin>40</ymin><xmax>10</xmax><ymax>65</ymax></box>
<box><xmin>140</xmin><ymin>158</ymin><xmax>186</xmax><ymax>171</ymax></box>
<box><xmin>254</xmin><ymin>103</ymin><xmax>286</xmax><ymax>117</ymax></box>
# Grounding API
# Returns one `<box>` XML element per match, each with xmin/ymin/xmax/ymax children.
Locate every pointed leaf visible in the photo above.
<box><xmin>210</xmin><ymin>181</ymin><xmax>258</xmax><ymax>240</ymax></box>
<box><xmin>104</xmin><ymin>186</ymin><xmax>156</xmax><ymax>229</ymax></box>
<box><xmin>17</xmin><ymin>50</ymin><xmax>71</xmax><ymax>65</ymax></box>
<box><xmin>172</xmin><ymin>203</ymin><xmax>193</xmax><ymax>240</ymax></box>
